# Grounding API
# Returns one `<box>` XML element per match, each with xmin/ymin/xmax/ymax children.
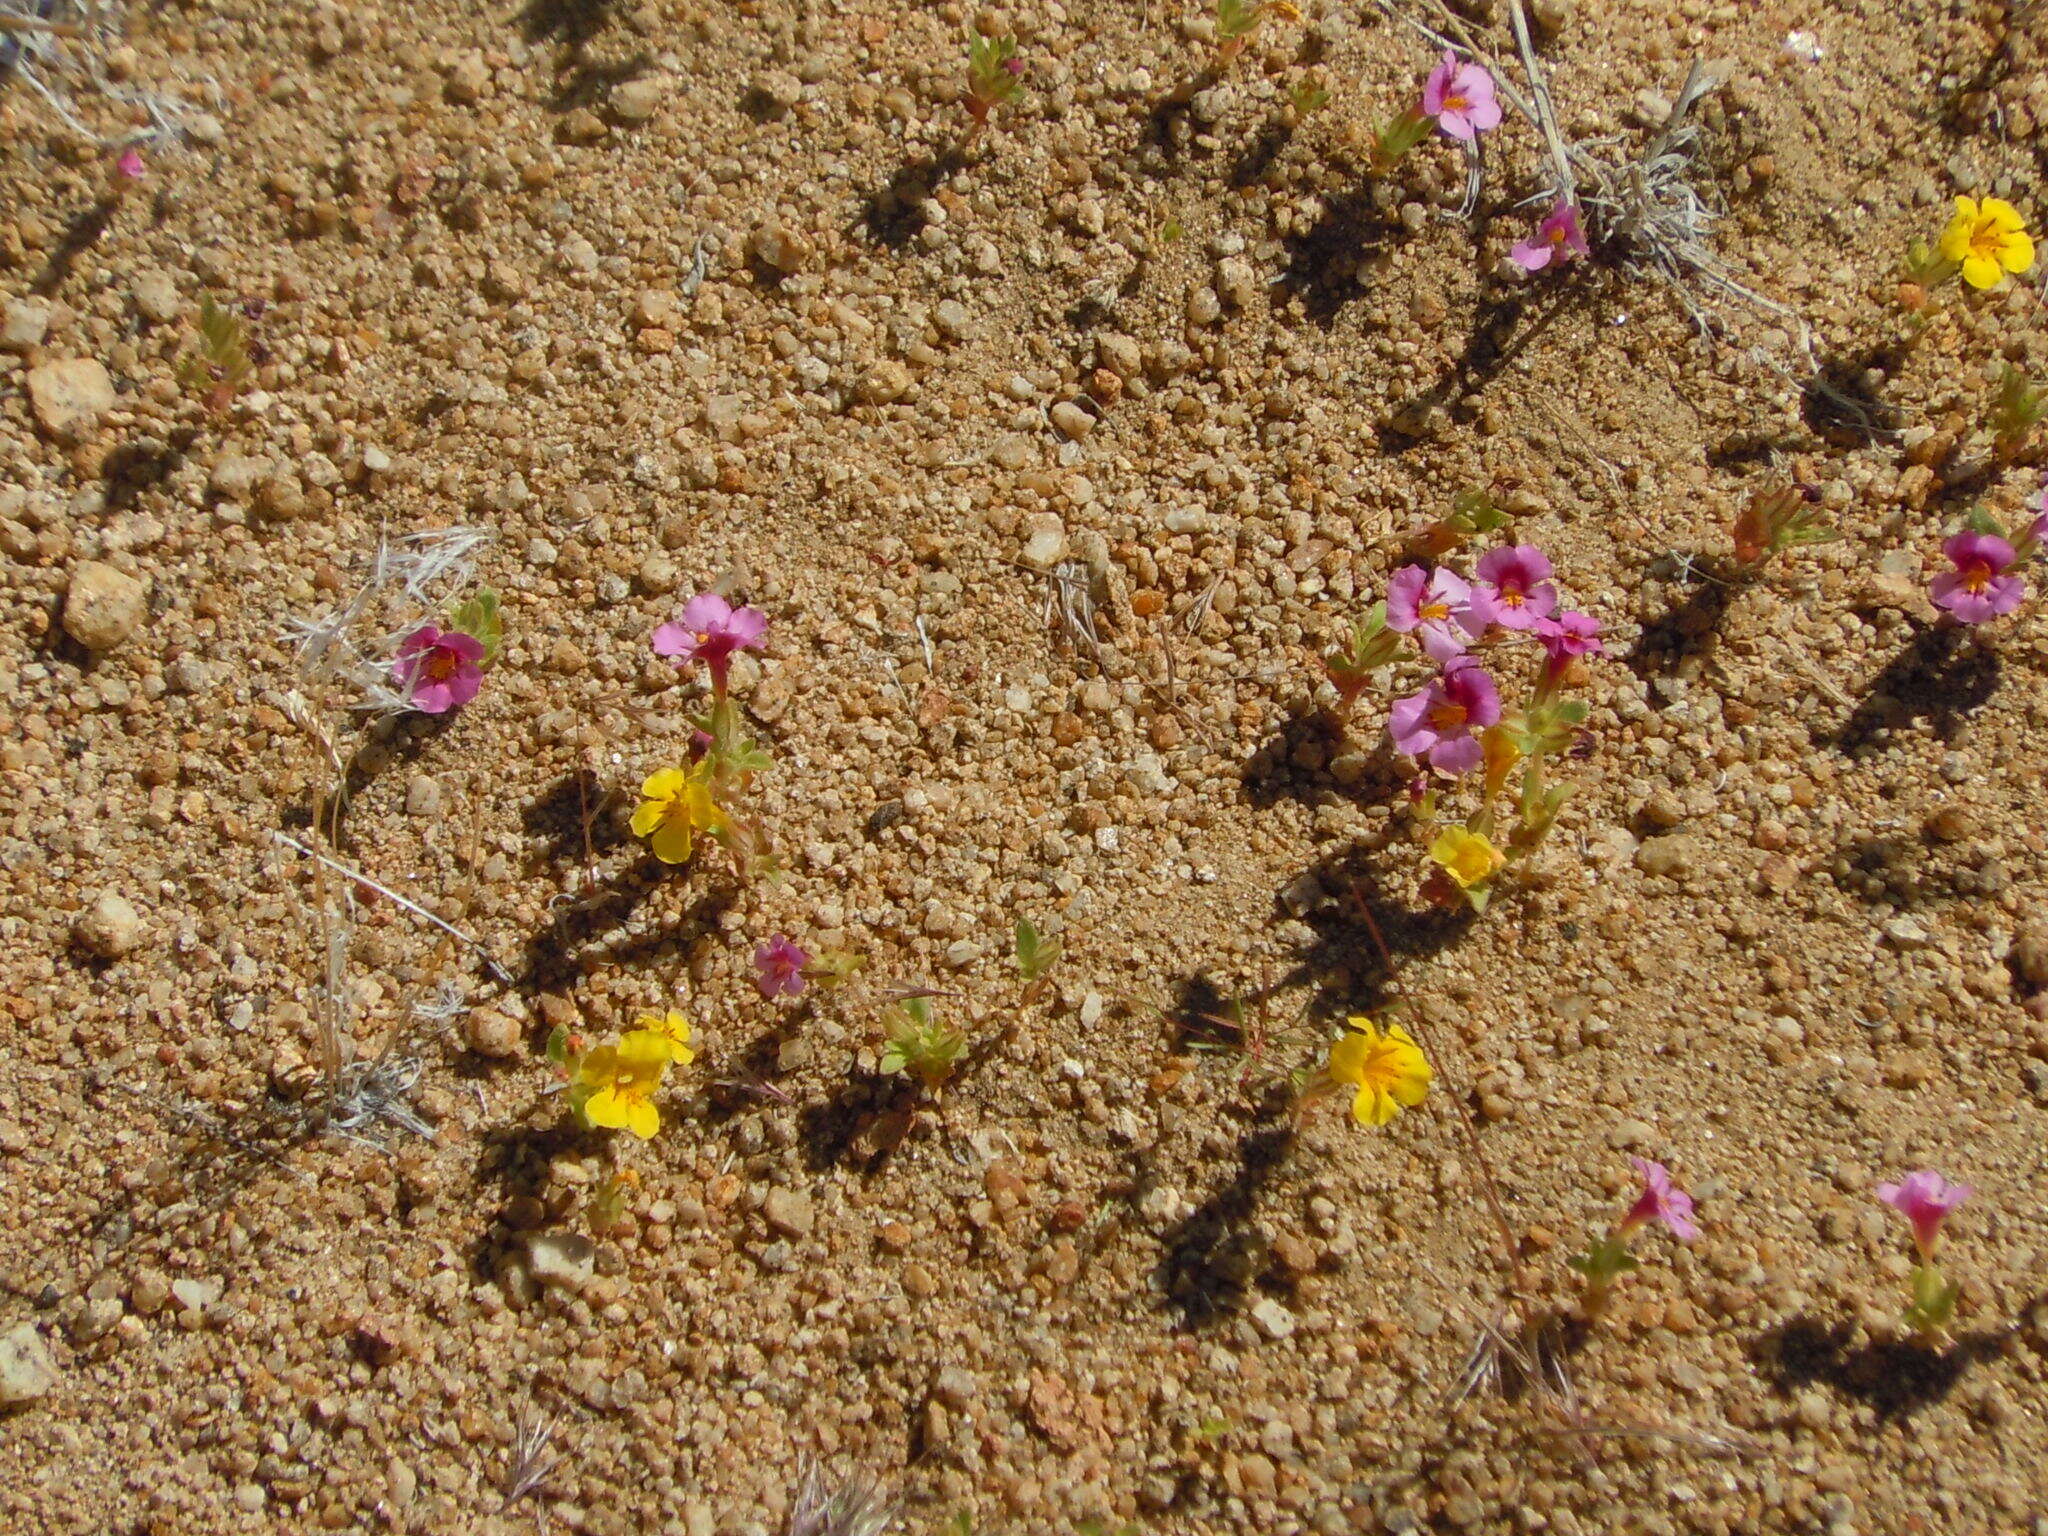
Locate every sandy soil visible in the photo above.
<box><xmin>3</xmin><ymin>0</ymin><xmax>2048</xmax><ymax>1532</ymax></box>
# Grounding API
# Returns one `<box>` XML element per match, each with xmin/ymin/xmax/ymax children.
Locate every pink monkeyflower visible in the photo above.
<box><xmin>653</xmin><ymin>592</ymin><xmax>769</xmax><ymax>692</ymax></box>
<box><xmin>1618</xmin><ymin>1158</ymin><xmax>1698</xmax><ymax>1242</ymax></box>
<box><xmin>1878</xmin><ymin>1170</ymin><xmax>1971</xmax><ymax>1261</ymax></box>
<box><xmin>114</xmin><ymin>147</ymin><xmax>147</xmax><ymax>182</ymax></box>
<box><xmin>1386</xmin><ymin>563</ymin><xmax>1481</xmax><ymax>661</ymax></box>
<box><xmin>1421</xmin><ymin>49</ymin><xmax>1501</xmax><ymax>142</ymax></box>
<box><xmin>392</xmin><ymin>625</ymin><xmax>486</xmax><ymax>714</ymax></box>
<box><xmin>1388</xmin><ymin>656</ymin><xmax>1500</xmax><ymax>776</ymax></box>
<box><xmin>1535</xmin><ymin>609</ymin><xmax>1603</xmax><ymax>662</ymax></box>
<box><xmin>754</xmin><ymin>934</ymin><xmax>810</xmax><ymax>1000</ymax></box>
<box><xmin>1510</xmin><ymin>201</ymin><xmax>1589</xmax><ymax>272</ymax></box>
<box><xmin>1468</xmin><ymin>544</ymin><xmax>1559</xmax><ymax>631</ymax></box>
<box><xmin>1929</xmin><ymin>531</ymin><xmax>2024</xmax><ymax>624</ymax></box>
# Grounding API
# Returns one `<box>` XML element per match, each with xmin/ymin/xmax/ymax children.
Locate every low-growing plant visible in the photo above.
<box><xmin>641</xmin><ymin>591</ymin><xmax>776</xmax><ymax>873</ymax></box>
<box><xmin>548</xmin><ymin>1010</ymin><xmax>695</xmax><ymax>1140</ymax></box>
<box><xmin>1927</xmin><ymin>504</ymin><xmax>2044</xmax><ymax>625</ymax></box>
<box><xmin>1214</xmin><ymin>0</ymin><xmax>1298</xmax><ymax>69</ymax></box>
<box><xmin>1731</xmin><ymin>482</ymin><xmax>1834</xmax><ymax>570</ymax></box>
<box><xmin>1988</xmin><ymin>364</ymin><xmax>2047</xmax><ymax>461</ymax></box>
<box><xmin>879</xmin><ymin>994</ymin><xmax>967</xmax><ymax>1093</ymax></box>
<box><xmin>1285</xmin><ymin>75</ymin><xmax>1330</xmax><ymax>118</ymax></box>
<box><xmin>1569</xmin><ymin>1158</ymin><xmax>1698</xmax><ymax>1320</ymax></box>
<box><xmin>1877</xmin><ymin>1170</ymin><xmax>1970</xmax><ymax>1339</ymax></box>
<box><xmin>754</xmin><ymin>934</ymin><xmax>811</xmax><ymax>1000</ymax></box>
<box><xmin>1014</xmin><ymin>916</ymin><xmax>1061</xmax><ymax>1006</ymax></box>
<box><xmin>1300</xmin><ymin>1013</ymin><xmax>1433</xmax><ymax>1129</ymax></box>
<box><xmin>177</xmin><ymin>293</ymin><xmax>254</xmax><ymax>414</ymax></box>
<box><xmin>962</xmin><ymin>31</ymin><xmax>1024</xmax><ymax>140</ymax></box>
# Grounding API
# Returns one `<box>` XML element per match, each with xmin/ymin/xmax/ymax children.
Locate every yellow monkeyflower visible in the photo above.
<box><xmin>633</xmin><ymin>1010</ymin><xmax>696</xmax><ymax>1067</ymax></box>
<box><xmin>630</xmin><ymin>761</ymin><xmax>725</xmax><ymax>864</ymax></box>
<box><xmin>1326</xmin><ymin>1016</ymin><xmax>1433</xmax><ymax>1127</ymax></box>
<box><xmin>1940</xmin><ymin>196</ymin><xmax>2034</xmax><ymax>291</ymax></box>
<box><xmin>1429</xmin><ymin>825</ymin><xmax>1505</xmax><ymax>890</ymax></box>
<box><xmin>573</xmin><ymin>1030</ymin><xmax>671</xmax><ymax>1139</ymax></box>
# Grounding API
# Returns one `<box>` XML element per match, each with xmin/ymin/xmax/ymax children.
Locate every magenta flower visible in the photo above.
<box><xmin>1510</xmin><ymin>201</ymin><xmax>1590</xmax><ymax>272</ymax></box>
<box><xmin>392</xmin><ymin>625</ymin><xmax>485</xmax><ymax>714</ymax></box>
<box><xmin>1388</xmin><ymin>656</ymin><xmax>1500</xmax><ymax>776</ymax></box>
<box><xmin>653</xmin><ymin>592</ymin><xmax>769</xmax><ymax>692</ymax></box>
<box><xmin>1618</xmin><ymin>1158</ymin><xmax>1698</xmax><ymax>1242</ymax></box>
<box><xmin>754</xmin><ymin>934</ymin><xmax>810</xmax><ymax>1000</ymax></box>
<box><xmin>114</xmin><ymin>147</ymin><xmax>147</xmax><ymax>182</ymax></box>
<box><xmin>1386</xmin><ymin>563</ymin><xmax>1480</xmax><ymax>661</ymax></box>
<box><xmin>1929</xmin><ymin>531</ymin><xmax>2024</xmax><ymax>623</ymax></box>
<box><xmin>1535</xmin><ymin>609</ymin><xmax>1603</xmax><ymax>662</ymax></box>
<box><xmin>1878</xmin><ymin>1170</ymin><xmax>1971</xmax><ymax>1261</ymax></box>
<box><xmin>1468</xmin><ymin>545</ymin><xmax>1559</xmax><ymax>631</ymax></box>
<box><xmin>1421</xmin><ymin>49</ymin><xmax>1501</xmax><ymax>142</ymax></box>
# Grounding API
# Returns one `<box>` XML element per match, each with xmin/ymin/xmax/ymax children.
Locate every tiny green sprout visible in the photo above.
<box><xmin>1899</xmin><ymin>235</ymin><xmax>1957</xmax><ymax>316</ymax></box>
<box><xmin>1193</xmin><ymin>1415</ymin><xmax>1232</xmax><ymax>1441</ymax></box>
<box><xmin>880</xmin><ymin>994</ymin><xmax>967</xmax><ymax>1093</ymax></box>
<box><xmin>1014</xmin><ymin>916</ymin><xmax>1061</xmax><ymax>1005</ymax></box>
<box><xmin>1325</xmin><ymin>600</ymin><xmax>1402</xmax><ymax>715</ymax></box>
<box><xmin>1158</xmin><ymin>213</ymin><xmax>1185</xmax><ymax>244</ymax></box>
<box><xmin>1214</xmin><ymin>0</ymin><xmax>1298</xmax><ymax>67</ymax></box>
<box><xmin>1408</xmin><ymin>488</ymin><xmax>1510</xmax><ymax>559</ymax></box>
<box><xmin>807</xmin><ymin>948</ymin><xmax>867</xmax><ymax>987</ymax></box>
<box><xmin>1988</xmin><ymin>364</ymin><xmax>2048</xmax><ymax>461</ymax></box>
<box><xmin>964</xmin><ymin>32</ymin><xmax>1024</xmax><ymax>138</ymax></box>
<box><xmin>1369</xmin><ymin>105</ymin><xmax>1432</xmax><ymax>174</ymax></box>
<box><xmin>448</xmin><ymin>586</ymin><xmax>504</xmax><ymax>665</ymax></box>
<box><xmin>177</xmin><ymin>294</ymin><xmax>254</xmax><ymax>414</ymax></box>
<box><xmin>1286</xmin><ymin>76</ymin><xmax>1331</xmax><ymax>118</ymax></box>
<box><xmin>1074</xmin><ymin>1521</ymin><xmax>1143</xmax><ymax>1536</ymax></box>
<box><xmin>586</xmin><ymin>1168</ymin><xmax>638</xmax><ymax>1236</ymax></box>
<box><xmin>1732</xmin><ymin>483</ymin><xmax>1835</xmax><ymax>569</ymax></box>
<box><xmin>945</xmin><ymin>1513</ymin><xmax>975</xmax><ymax>1536</ymax></box>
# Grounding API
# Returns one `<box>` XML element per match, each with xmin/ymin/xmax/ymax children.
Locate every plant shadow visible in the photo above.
<box><xmin>1278</xmin><ymin>847</ymin><xmax>1475</xmax><ymax>1020</ymax></box>
<box><xmin>1754</xmin><ymin>1314</ymin><xmax>2012</xmax><ymax>1420</ymax></box>
<box><xmin>1227</xmin><ymin>117</ymin><xmax>1295</xmax><ymax>189</ymax></box>
<box><xmin>520</xmin><ymin>768</ymin><xmax>630</xmax><ymax>873</ymax></box>
<box><xmin>1802</xmin><ymin>347</ymin><xmax>1903</xmax><ymax>449</ymax></box>
<box><xmin>1830</xmin><ymin>623</ymin><xmax>2001</xmax><ymax>756</ymax></box>
<box><xmin>1275</xmin><ymin>184</ymin><xmax>1394</xmax><ymax>326</ymax></box>
<box><xmin>858</xmin><ymin>148</ymin><xmax>965</xmax><ymax>250</ymax></box>
<box><xmin>515</xmin><ymin>865</ymin><xmax>735</xmax><ymax>1008</ymax></box>
<box><xmin>1155</xmin><ymin>1120</ymin><xmax>1295</xmax><ymax>1328</ymax></box>
<box><xmin>1626</xmin><ymin>564</ymin><xmax>1739</xmax><ymax>681</ymax></box>
<box><xmin>795</xmin><ymin>1069</ymin><xmax>920</xmax><ymax>1175</ymax></box>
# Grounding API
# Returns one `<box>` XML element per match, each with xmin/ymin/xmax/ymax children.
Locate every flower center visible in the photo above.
<box><xmin>1419</xmin><ymin>600</ymin><xmax>1450</xmax><ymax>622</ymax></box>
<box><xmin>1969</xmin><ymin>218</ymin><xmax>2006</xmax><ymax>260</ymax></box>
<box><xmin>1443</xmin><ymin>91</ymin><xmax>1467</xmax><ymax>113</ymax></box>
<box><xmin>1426</xmin><ymin>701</ymin><xmax>1468</xmax><ymax>733</ymax></box>
<box><xmin>1961</xmin><ymin>560</ymin><xmax>1994</xmax><ymax>594</ymax></box>
<box><xmin>424</xmin><ymin>651</ymin><xmax>459</xmax><ymax>681</ymax></box>
<box><xmin>1500</xmin><ymin>587</ymin><xmax>1526</xmax><ymax>607</ymax></box>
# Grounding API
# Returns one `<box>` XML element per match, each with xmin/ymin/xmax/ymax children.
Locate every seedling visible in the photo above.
<box><xmin>1988</xmin><ymin>365</ymin><xmax>2047</xmax><ymax>461</ymax></box>
<box><xmin>177</xmin><ymin>293</ymin><xmax>254</xmax><ymax>413</ymax></box>
<box><xmin>1568</xmin><ymin>1158</ymin><xmax>1698</xmax><ymax>1320</ymax></box>
<box><xmin>1014</xmin><ymin>916</ymin><xmax>1061</xmax><ymax>1005</ymax></box>
<box><xmin>1286</xmin><ymin>76</ymin><xmax>1330</xmax><ymax>118</ymax></box>
<box><xmin>1214</xmin><ymin>0</ymin><xmax>1298</xmax><ymax>69</ymax></box>
<box><xmin>1406</xmin><ymin>488</ymin><xmax>1510</xmax><ymax>560</ymax></box>
<box><xmin>1369</xmin><ymin>106</ymin><xmax>1432</xmax><ymax>174</ymax></box>
<box><xmin>879</xmin><ymin>995</ymin><xmax>967</xmax><ymax>1093</ymax></box>
<box><xmin>1324</xmin><ymin>601</ymin><xmax>1402</xmax><ymax>715</ymax></box>
<box><xmin>1731</xmin><ymin>483</ymin><xmax>1834</xmax><ymax>570</ymax></box>
<box><xmin>1877</xmin><ymin>1171</ymin><xmax>1970</xmax><ymax>1339</ymax></box>
<box><xmin>963</xmin><ymin>32</ymin><xmax>1023</xmax><ymax>139</ymax></box>
<box><xmin>586</xmin><ymin>1168</ymin><xmax>638</xmax><ymax>1236</ymax></box>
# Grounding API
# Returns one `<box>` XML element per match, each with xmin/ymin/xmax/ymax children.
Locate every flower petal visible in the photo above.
<box><xmin>2000</xmin><ymin>229</ymin><xmax>2035</xmax><ymax>275</ymax></box>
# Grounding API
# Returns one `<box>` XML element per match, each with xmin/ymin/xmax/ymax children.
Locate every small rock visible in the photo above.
<box><xmin>255</xmin><ymin>473</ymin><xmax>307</xmax><ymax>522</ymax></box>
<box><xmin>526</xmin><ymin>1231</ymin><xmax>596</xmax><ymax>1293</ymax></box>
<box><xmin>1250</xmin><ymin>1297</ymin><xmax>1297</xmax><ymax>1341</ymax></box>
<box><xmin>62</xmin><ymin>561</ymin><xmax>147</xmax><ymax>651</ymax></box>
<box><xmin>72</xmin><ymin>891</ymin><xmax>143</xmax><ymax>959</ymax></box>
<box><xmin>1634</xmin><ymin>833</ymin><xmax>1698</xmax><ymax>879</ymax></box>
<box><xmin>1883</xmin><ymin>915</ymin><xmax>1931</xmax><ymax>951</ymax></box>
<box><xmin>170</xmin><ymin>1276</ymin><xmax>222</xmax><ymax>1312</ymax></box>
<box><xmin>1215</xmin><ymin>256</ymin><xmax>1260</xmax><ymax>309</ymax></box>
<box><xmin>1020</xmin><ymin>512</ymin><xmax>1067</xmax><ymax>567</ymax></box>
<box><xmin>2011</xmin><ymin>924</ymin><xmax>2048</xmax><ymax>989</ymax></box>
<box><xmin>762</xmin><ymin>1187</ymin><xmax>815</xmax><ymax>1238</ymax></box>
<box><xmin>27</xmin><ymin>358</ymin><xmax>116</xmax><ymax>440</ymax></box>
<box><xmin>857</xmin><ymin>359</ymin><xmax>912</xmax><ymax>405</ymax></box>
<box><xmin>1641</xmin><ymin>789</ymin><xmax>1686</xmax><ymax>829</ymax></box>
<box><xmin>0</xmin><ymin>1323</ymin><xmax>59</xmax><ymax>1408</ymax></box>
<box><xmin>1049</xmin><ymin>400</ymin><xmax>1095</xmax><ymax>439</ymax></box>
<box><xmin>750</xmin><ymin>69</ymin><xmax>804</xmax><ymax>116</ymax></box>
<box><xmin>131</xmin><ymin>270</ymin><xmax>180</xmax><ymax>323</ymax></box>
<box><xmin>933</xmin><ymin>1365</ymin><xmax>976</xmax><ymax>1410</ymax></box>
<box><xmin>404</xmin><ymin>775</ymin><xmax>442</xmax><ymax>817</ymax></box>
<box><xmin>750</xmin><ymin>223</ymin><xmax>812</xmax><ymax>274</ymax></box>
<box><xmin>464</xmin><ymin>1008</ymin><xmax>523</xmax><ymax>1058</ymax></box>
<box><xmin>1096</xmin><ymin>333</ymin><xmax>1142</xmax><ymax>378</ymax></box>
<box><xmin>611</xmin><ymin>75</ymin><xmax>665</xmax><ymax>123</ymax></box>
<box><xmin>3</xmin><ymin>296</ymin><xmax>54</xmax><ymax>350</ymax></box>
<box><xmin>209</xmin><ymin>454</ymin><xmax>267</xmax><ymax>500</ymax></box>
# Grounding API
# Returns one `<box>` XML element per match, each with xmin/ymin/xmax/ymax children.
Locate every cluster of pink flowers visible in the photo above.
<box><xmin>1382</xmin><ymin>544</ymin><xmax>1602</xmax><ymax>775</ymax></box>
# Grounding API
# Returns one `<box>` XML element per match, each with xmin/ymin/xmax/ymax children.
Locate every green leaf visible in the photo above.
<box><xmin>545</xmin><ymin>1023</ymin><xmax>571</xmax><ymax>1068</ymax></box>
<box><xmin>1016</xmin><ymin>916</ymin><xmax>1060</xmax><ymax>984</ymax></box>
<box><xmin>449</xmin><ymin>587</ymin><xmax>503</xmax><ymax>665</ymax></box>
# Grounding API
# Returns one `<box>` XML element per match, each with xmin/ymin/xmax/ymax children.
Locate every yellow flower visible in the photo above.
<box><xmin>1429</xmin><ymin>825</ymin><xmax>1505</xmax><ymax>890</ymax></box>
<box><xmin>634</xmin><ymin>1009</ymin><xmax>696</xmax><ymax>1067</ymax></box>
<box><xmin>1326</xmin><ymin>1017</ymin><xmax>1433</xmax><ymax>1127</ymax></box>
<box><xmin>573</xmin><ymin>1030</ymin><xmax>671</xmax><ymax>1139</ymax></box>
<box><xmin>630</xmin><ymin>762</ymin><xmax>726</xmax><ymax>864</ymax></box>
<box><xmin>1940</xmin><ymin>196</ymin><xmax>2034</xmax><ymax>290</ymax></box>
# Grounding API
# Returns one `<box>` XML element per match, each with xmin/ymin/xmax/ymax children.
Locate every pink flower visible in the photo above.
<box><xmin>1468</xmin><ymin>544</ymin><xmax>1559</xmax><ymax>631</ymax></box>
<box><xmin>1510</xmin><ymin>201</ymin><xmax>1589</xmax><ymax>272</ymax></box>
<box><xmin>114</xmin><ymin>148</ymin><xmax>147</xmax><ymax>182</ymax></box>
<box><xmin>1618</xmin><ymin>1158</ymin><xmax>1698</xmax><ymax>1242</ymax></box>
<box><xmin>392</xmin><ymin>625</ymin><xmax>485</xmax><ymax>714</ymax></box>
<box><xmin>1388</xmin><ymin>656</ymin><xmax>1500</xmax><ymax>776</ymax></box>
<box><xmin>653</xmin><ymin>592</ymin><xmax>769</xmax><ymax>692</ymax></box>
<box><xmin>1929</xmin><ymin>531</ymin><xmax>2024</xmax><ymax>623</ymax></box>
<box><xmin>1386</xmin><ymin>563</ymin><xmax>1481</xmax><ymax>661</ymax></box>
<box><xmin>1421</xmin><ymin>49</ymin><xmax>1501</xmax><ymax>142</ymax></box>
<box><xmin>1535</xmin><ymin>609</ymin><xmax>1603</xmax><ymax>662</ymax></box>
<box><xmin>1878</xmin><ymin>1170</ymin><xmax>1971</xmax><ymax>1260</ymax></box>
<box><xmin>754</xmin><ymin>934</ymin><xmax>810</xmax><ymax>1000</ymax></box>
